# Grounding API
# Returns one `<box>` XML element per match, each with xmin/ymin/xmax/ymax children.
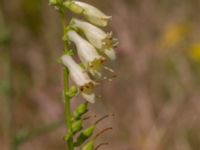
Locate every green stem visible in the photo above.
<box><xmin>61</xmin><ymin>13</ymin><xmax>74</xmax><ymax>150</ymax></box>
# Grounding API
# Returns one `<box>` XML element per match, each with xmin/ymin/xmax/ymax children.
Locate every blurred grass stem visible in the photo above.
<box><xmin>12</xmin><ymin>120</ymin><xmax>64</xmax><ymax>150</ymax></box>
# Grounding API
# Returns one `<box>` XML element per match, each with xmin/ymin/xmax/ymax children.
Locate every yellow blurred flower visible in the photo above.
<box><xmin>189</xmin><ymin>43</ymin><xmax>200</xmax><ymax>62</ymax></box>
<box><xmin>160</xmin><ymin>23</ymin><xmax>191</xmax><ymax>49</ymax></box>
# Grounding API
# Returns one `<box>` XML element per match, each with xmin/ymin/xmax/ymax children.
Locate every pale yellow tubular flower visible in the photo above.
<box><xmin>67</xmin><ymin>30</ymin><xmax>105</xmax><ymax>78</ymax></box>
<box><xmin>73</xmin><ymin>19</ymin><xmax>117</xmax><ymax>60</ymax></box>
<box><xmin>61</xmin><ymin>55</ymin><xmax>95</xmax><ymax>103</ymax></box>
<box><xmin>64</xmin><ymin>1</ymin><xmax>111</xmax><ymax>27</ymax></box>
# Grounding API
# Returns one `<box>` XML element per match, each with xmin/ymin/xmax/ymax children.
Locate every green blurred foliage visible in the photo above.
<box><xmin>20</xmin><ymin>0</ymin><xmax>43</xmax><ymax>36</ymax></box>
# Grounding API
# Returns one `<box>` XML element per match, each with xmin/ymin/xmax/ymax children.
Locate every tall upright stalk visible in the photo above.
<box><xmin>61</xmin><ymin>13</ymin><xmax>74</xmax><ymax>150</ymax></box>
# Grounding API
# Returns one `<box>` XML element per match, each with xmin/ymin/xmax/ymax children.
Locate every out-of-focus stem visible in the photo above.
<box><xmin>12</xmin><ymin>120</ymin><xmax>64</xmax><ymax>149</ymax></box>
<box><xmin>0</xmin><ymin>7</ymin><xmax>13</xmax><ymax>150</ymax></box>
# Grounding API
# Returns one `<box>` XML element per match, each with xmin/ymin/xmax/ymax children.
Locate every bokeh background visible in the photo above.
<box><xmin>1</xmin><ymin>0</ymin><xmax>200</xmax><ymax>150</ymax></box>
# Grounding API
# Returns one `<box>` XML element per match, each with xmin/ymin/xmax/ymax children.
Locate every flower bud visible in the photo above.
<box><xmin>64</xmin><ymin>1</ymin><xmax>84</xmax><ymax>14</ymax></box>
<box><xmin>73</xmin><ymin>102</ymin><xmax>88</xmax><ymax>119</ymax></box>
<box><xmin>82</xmin><ymin>125</ymin><xmax>96</xmax><ymax>137</ymax></box>
<box><xmin>66</xmin><ymin>86</ymin><xmax>78</xmax><ymax>98</ymax></box>
<box><xmin>61</xmin><ymin>55</ymin><xmax>95</xmax><ymax>103</ymax></box>
<box><xmin>64</xmin><ymin>1</ymin><xmax>111</xmax><ymax>27</ymax></box>
<box><xmin>75</xmin><ymin>125</ymin><xmax>96</xmax><ymax>146</ymax></box>
<box><xmin>67</xmin><ymin>30</ymin><xmax>105</xmax><ymax>77</ymax></box>
<box><xmin>103</xmin><ymin>48</ymin><xmax>116</xmax><ymax>60</ymax></box>
<box><xmin>64</xmin><ymin>130</ymin><xmax>73</xmax><ymax>141</ymax></box>
<box><xmin>72</xmin><ymin>120</ymin><xmax>83</xmax><ymax>135</ymax></box>
<box><xmin>81</xmin><ymin>141</ymin><xmax>94</xmax><ymax>150</ymax></box>
<box><xmin>72</xmin><ymin>19</ymin><xmax>117</xmax><ymax>60</ymax></box>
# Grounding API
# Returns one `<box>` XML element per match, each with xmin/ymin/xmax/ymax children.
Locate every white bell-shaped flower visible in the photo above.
<box><xmin>72</xmin><ymin>19</ymin><xmax>117</xmax><ymax>60</ymax></box>
<box><xmin>61</xmin><ymin>55</ymin><xmax>95</xmax><ymax>103</ymax></box>
<box><xmin>67</xmin><ymin>30</ymin><xmax>105</xmax><ymax>78</ymax></box>
<box><xmin>64</xmin><ymin>1</ymin><xmax>111</xmax><ymax>27</ymax></box>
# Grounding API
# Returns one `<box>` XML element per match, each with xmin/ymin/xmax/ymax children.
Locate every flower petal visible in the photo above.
<box><xmin>61</xmin><ymin>55</ymin><xmax>96</xmax><ymax>103</ymax></box>
<box><xmin>72</xmin><ymin>19</ymin><xmax>117</xmax><ymax>60</ymax></box>
<box><xmin>81</xmin><ymin>92</ymin><xmax>95</xmax><ymax>103</ymax></box>
<box><xmin>64</xmin><ymin>1</ymin><xmax>111</xmax><ymax>27</ymax></box>
<box><xmin>67</xmin><ymin>30</ymin><xmax>105</xmax><ymax>77</ymax></box>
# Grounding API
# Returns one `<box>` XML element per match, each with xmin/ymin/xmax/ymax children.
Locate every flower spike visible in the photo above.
<box><xmin>64</xmin><ymin>1</ymin><xmax>111</xmax><ymax>27</ymax></box>
<box><xmin>67</xmin><ymin>30</ymin><xmax>105</xmax><ymax>78</ymax></box>
<box><xmin>72</xmin><ymin>19</ymin><xmax>117</xmax><ymax>60</ymax></box>
<box><xmin>50</xmin><ymin>0</ymin><xmax>118</xmax><ymax>149</ymax></box>
<box><xmin>61</xmin><ymin>55</ymin><xmax>95</xmax><ymax>103</ymax></box>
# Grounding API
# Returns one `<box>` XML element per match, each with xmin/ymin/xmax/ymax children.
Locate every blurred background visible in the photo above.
<box><xmin>1</xmin><ymin>0</ymin><xmax>200</xmax><ymax>150</ymax></box>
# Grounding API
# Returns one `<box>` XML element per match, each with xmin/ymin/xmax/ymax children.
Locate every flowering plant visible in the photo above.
<box><xmin>49</xmin><ymin>0</ymin><xmax>118</xmax><ymax>149</ymax></box>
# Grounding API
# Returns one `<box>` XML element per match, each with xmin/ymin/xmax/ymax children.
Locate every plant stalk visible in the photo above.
<box><xmin>61</xmin><ymin>13</ymin><xmax>74</xmax><ymax>150</ymax></box>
